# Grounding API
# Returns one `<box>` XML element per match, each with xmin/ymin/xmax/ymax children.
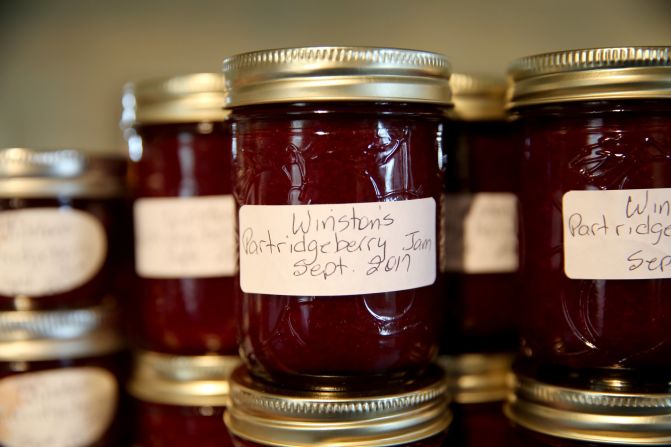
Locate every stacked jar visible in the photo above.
<box><xmin>222</xmin><ymin>46</ymin><xmax>454</xmax><ymax>446</ymax></box>
<box><xmin>121</xmin><ymin>74</ymin><xmax>240</xmax><ymax>446</ymax></box>
<box><xmin>506</xmin><ymin>47</ymin><xmax>671</xmax><ymax>445</ymax></box>
<box><xmin>439</xmin><ymin>74</ymin><xmax>520</xmax><ymax>447</ymax></box>
<box><xmin>0</xmin><ymin>148</ymin><xmax>131</xmax><ymax>445</ymax></box>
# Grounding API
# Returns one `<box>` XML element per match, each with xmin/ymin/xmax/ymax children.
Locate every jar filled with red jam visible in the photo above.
<box><xmin>224</xmin><ymin>46</ymin><xmax>452</xmax><ymax>386</ymax></box>
<box><xmin>225</xmin><ymin>364</ymin><xmax>451</xmax><ymax>447</ymax></box>
<box><xmin>441</xmin><ymin>354</ymin><xmax>513</xmax><ymax>447</ymax></box>
<box><xmin>129</xmin><ymin>351</ymin><xmax>239</xmax><ymax>447</ymax></box>
<box><xmin>509</xmin><ymin>47</ymin><xmax>671</xmax><ymax>389</ymax></box>
<box><xmin>0</xmin><ymin>147</ymin><xmax>128</xmax><ymax>311</ymax></box>
<box><xmin>0</xmin><ymin>302</ymin><xmax>129</xmax><ymax>446</ymax></box>
<box><xmin>440</xmin><ymin>74</ymin><xmax>520</xmax><ymax>355</ymax></box>
<box><xmin>506</xmin><ymin>375</ymin><xmax>671</xmax><ymax>446</ymax></box>
<box><xmin>121</xmin><ymin>74</ymin><xmax>237</xmax><ymax>354</ymax></box>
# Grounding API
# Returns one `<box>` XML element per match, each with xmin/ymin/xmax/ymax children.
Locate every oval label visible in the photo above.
<box><xmin>0</xmin><ymin>208</ymin><xmax>107</xmax><ymax>296</ymax></box>
<box><xmin>0</xmin><ymin>367</ymin><xmax>118</xmax><ymax>447</ymax></box>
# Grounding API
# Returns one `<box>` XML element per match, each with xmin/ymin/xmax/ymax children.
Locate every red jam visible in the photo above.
<box><xmin>0</xmin><ymin>149</ymin><xmax>128</xmax><ymax>311</ymax></box>
<box><xmin>509</xmin><ymin>48</ymin><xmax>671</xmax><ymax>389</ymax></box>
<box><xmin>0</xmin><ymin>353</ymin><xmax>131</xmax><ymax>447</ymax></box>
<box><xmin>516</xmin><ymin>100</ymin><xmax>671</xmax><ymax>386</ymax></box>
<box><xmin>231</xmin><ymin>102</ymin><xmax>445</xmax><ymax>383</ymax></box>
<box><xmin>441</xmin><ymin>118</ymin><xmax>521</xmax><ymax>354</ymax></box>
<box><xmin>135</xmin><ymin>402</ymin><xmax>232</xmax><ymax>447</ymax></box>
<box><xmin>511</xmin><ymin>427</ymin><xmax>607</xmax><ymax>447</ymax></box>
<box><xmin>447</xmin><ymin>401</ymin><xmax>510</xmax><ymax>447</ymax></box>
<box><xmin>124</xmin><ymin>73</ymin><xmax>237</xmax><ymax>355</ymax></box>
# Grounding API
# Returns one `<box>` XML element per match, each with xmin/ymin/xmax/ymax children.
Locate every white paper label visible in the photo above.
<box><xmin>0</xmin><ymin>208</ymin><xmax>107</xmax><ymax>296</ymax></box>
<box><xmin>442</xmin><ymin>193</ymin><xmax>518</xmax><ymax>273</ymax></box>
<box><xmin>239</xmin><ymin>198</ymin><xmax>437</xmax><ymax>296</ymax></box>
<box><xmin>563</xmin><ymin>188</ymin><xmax>671</xmax><ymax>279</ymax></box>
<box><xmin>0</xmin><ymin>367</ymin><xmax>118</xmax><ymax>447</ymax></box>
<box><xmin>134</xmin><ymin>195</ymin><xmax>237</xmax><ymax>278</ymax></box>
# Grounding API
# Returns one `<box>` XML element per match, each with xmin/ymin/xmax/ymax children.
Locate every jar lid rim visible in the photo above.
<box><xmin>450</xmin><ymin>73</ymin><xmax>508</xmax><ymax>121</ymax></box>
<box><xmin>223</xmin><ymin>46</ymin><xmax>452</xmax><ymax>108</ymax></box>
<box><xmin>506</xmin><ymin>375</ymin><xmax>671</xmax><ymax>444</ymax></box>
<box><xmin>507</xmin><ymin>46</ymin><xmax>671</xmax><ymax>108</ymax></box>
<box><xmin>225</xmin><ymin>364</ymin><xmax>451</xmax><ymax>446</ymax></box>
<box><xmin>0</xmin><ymin>147</ymin><xmax>126</xmax><ymax>198</ymax></box>
<box><xmin>439</xmin><ymin>353</ymin><xmax>513</xmax><ymax>404</ymax></box>
<box><xmin>120</xmin><ymin>72</ymin><xmax>228</xmax><ymax>127</ymax></box>
<box><xmin>128</xmin><ymin>352</ymin><xmax>239</xmax><ymax>406</ymax></box>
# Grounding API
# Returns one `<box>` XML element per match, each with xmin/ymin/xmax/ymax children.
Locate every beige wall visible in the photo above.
<box><xmin>1</xmin><ymin>0</ymin><xmax>670</xmax><ymax>153</ymax></box>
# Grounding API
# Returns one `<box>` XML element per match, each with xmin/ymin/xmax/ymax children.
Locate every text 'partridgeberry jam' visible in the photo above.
<box><xmin>224</xmin><ymin>46</ymin><xmax>452</xmax><ymax>386</ymax></box>
<box><xmin>121</xmin><ymin>74</ymin><xmax>237</xmax><ymax>355</ymax></box>
<box><xmin>509</xmin><ymin>47</ymin><xmax>671</xmax><ymax>390</ymax></box>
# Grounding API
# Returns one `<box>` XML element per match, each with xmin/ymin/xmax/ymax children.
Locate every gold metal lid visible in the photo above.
<box><xmin>222</xmin><ymin>46</ymin><xmax>452</xmax><ymax>108</ymax></box>
<box><xmin>505</xmin><ymin>375</ymin><xmax>671</xmax><ymax>445</ymax></box>
<box><xmin>438</xmin><ymin>353</ymin><xmax>514</xmax><ymax>404</ymax></box>
<box><xmin>121</xmin><ymin>73</ymin><xmax>228</xmax><ymax>127</ymax></box>
<box><xmin>508</xmin><ymin>46</ymin><xmax>671</xmax><ymax>109</ymax></box>
<box><xmin>0</xmin><ymin>147</ymin><xmax>126</xmax><ymax>198</ymax></box>
<box><xmin>225</xmin><ymin>364</ymin><xmax>451</xmax><ymax>447</ymax></box>
<box><xmin>450</xmin><ymin>73</ymin><xmax>507</xmax><ymax>121</ymax></box>
<box><xmin>0</xmin><ymin>302</ymin><xmax>123</xmax><ymax>361</ymax></box>
<box><xmin>128</xmin><ymin>351</ymin><xmax>240</xmax><ymax>406</ymax></box>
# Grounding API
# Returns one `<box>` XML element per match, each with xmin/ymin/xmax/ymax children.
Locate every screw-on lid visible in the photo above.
<box><xmin>128</xmin><ymin>351</ymin><xmax>240</xmax><ymax>407</ymax></box>
<box><xmin>505</xmin><ymin>375</ymin><xmax>671</xmax><ymax>445</ymax></box>
<box><xmin>225</xmin><ymin>364</ymin><xmax>451</xmax><ymax>447</ymax></box>
<box><xmin>508</xmin><ymin>47</ymin><xmax>671</xmax><ymax>109</ymax></box>
<box><xmin>450</xmin><ymin>74</ymin><xmax>508</xmax><ymax>121</ymax></box>
<box><xmin>0</xmin><ymin>302</ymin><xmax>123</xmax><ymax>361</ymax></box>
<box><xmin>223</xmin><ymin>46</ymin><xmax>452</xmax><ymax>108</ymax></box>
<box><xmin>0</xmin><ymin>148</ymin><xmax>126</xmax><ymax>198</ymax></box>
<box><xmin>439</xmin><ymin>353</ymin><xmax>513</xmax><ymax>404</ymax></box>
<box><xmin>120</xmin><ymin>73</ymin><xmax>228</xmax><ymax>127</ymax></box>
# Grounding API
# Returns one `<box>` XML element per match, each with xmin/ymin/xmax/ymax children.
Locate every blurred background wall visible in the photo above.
<box><xmin>1</xmin><ymin>0</ymin><xmax>671</xmax><ymax>154</ymax></box>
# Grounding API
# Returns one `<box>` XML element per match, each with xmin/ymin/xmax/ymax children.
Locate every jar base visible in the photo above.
<box><xmin>248</xmin><ymin>365</ymin><xmax>436</xmax><ymax>392</ymax></box>
<box><xmin>514</xmin><ymin>358</ymin><xmax>671</xmax><ymax>393</ymax></box>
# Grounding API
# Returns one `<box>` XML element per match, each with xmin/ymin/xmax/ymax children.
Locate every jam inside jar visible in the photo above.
<box><xmin>122</xmin><ymin>74</ymin><xmax>237</xmax><ymax>355</ymax></box>
<box><xmin>0</xmin><ymin>304</ymin><xmax>130</xmax><ymax>446</ymax></box>
<box><xmin>440</xmin><ymin>74</ymin><xmax>521</xmax><ymax>355</ymax></box>
<box><xmin>232</xmin><ymin>102</ymin><xmax>445</xmax><ymax>384</ymax></box>
<box><xmin>225</xmin><ymin>47</ymin><xmax>452</xmax><ymax>386</ymax></box>
<box><xmin>0</xmin><ymin>148</ymin><xmax>128</xmax><ymax>311</ymax></box>
<box><xmin>509</xmin><ymin>47</ymin><xmax>671</xmax><ymax>389</ymax></box>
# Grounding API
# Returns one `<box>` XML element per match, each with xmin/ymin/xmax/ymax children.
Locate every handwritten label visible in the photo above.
<box><xmin>0</xmin><ymin>208</ymin><xmax>107</xmax><ymax>296</ymax></box>
<box><xmin>563</xmin><ymin>188</ymin><xmax>671</xmax><ymax>279</ymax></box>
<box><xmin>441</xmin><ymin>193</ymin><xmax>518</xmax><ymax>273</ymax></box>
<box><xmin>134</xmin><ymin>195</ymin><xmax>237</xmax><ymax>278</ymax></box>
<box><xmin>0</xmin><ymin>367</ymin><xmax>118</xmax><ymax>447</ymax></box>
<box><xmin>239</xmin><ymin>199</ymin><xmax>436</xmax><ymax>296</ymax></box>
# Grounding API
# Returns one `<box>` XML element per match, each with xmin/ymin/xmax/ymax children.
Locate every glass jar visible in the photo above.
<box><xmin>225</xmin><ymin>364</ymin><xmax>451</xmax><ymax>447</ymax></box>
<box><xmin>121</xmin><ymin>73</ymin><xmax>237</xmax><ymax>355</ymax></box>
<box><xmin>0</xmin><ymin>302</ymin><xmax>129</xmax><ymax>446</ymax></box>
<box><xmin>440</xmin><ymin>73</ymin><xmax>521</xmax><ymax>354</ymax></box>
<box><xmin>128</xmin><ymin>351</ymin><xmax>240</xmax><ymax>447</ymax></box>
<box><xmin>0</xmin><ymin>148</ymin><xmax>128</xmax><ymax>311</ymax></box>
<box><xmin>440</xmin><ymin>354</ymin><xmax>513</xmax><ymax>447</ymax></box>
<box><xmin>506</xmin><ymin>374</ymin><xmax>671</xmax><ymax>445</ymax></box>
<box><xmin>224</xmin><ymin>46</ymin><xmax>451</xmax><ymax>386</ymax></box>
<box><xmin>509</xmin><ymin>47</ymin><xmax>671</xmax><ymax>389</ymax></box>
